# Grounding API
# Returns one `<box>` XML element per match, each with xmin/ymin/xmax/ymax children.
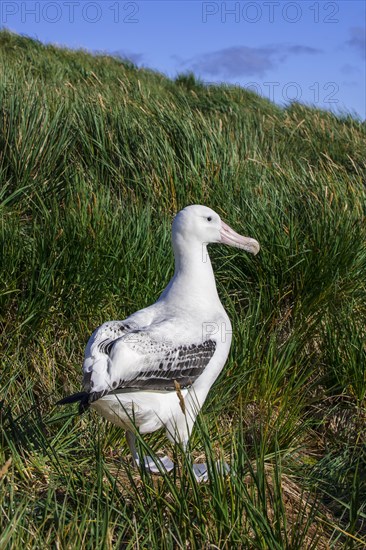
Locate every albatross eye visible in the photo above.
<box><xmin>207</xmin><ymin>216</ymin><xmax>212</xmax><ymax>222</ymax></box>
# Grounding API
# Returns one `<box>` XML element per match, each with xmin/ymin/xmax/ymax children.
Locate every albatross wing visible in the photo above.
<box><xmin>81</xmin><ymin>318</ymin><xmax>217</xmax><ymax>408</ymax></box>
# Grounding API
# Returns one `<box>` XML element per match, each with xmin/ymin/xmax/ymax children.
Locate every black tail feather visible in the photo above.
<box><xmin>57</xmin><ymin>392</ymin><xmax>90</xmax><ymax>413</ymax></box>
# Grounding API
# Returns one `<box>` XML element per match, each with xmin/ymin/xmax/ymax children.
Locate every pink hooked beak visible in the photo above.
<box><xmin>220</xmin><ymin>221</ymin><xmax>260</xmax><ymax>255</ymax></box>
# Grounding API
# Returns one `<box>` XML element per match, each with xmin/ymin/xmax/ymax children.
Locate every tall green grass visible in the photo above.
<box><xmin>1</xmin><ymin>30</ymin><xmax>365</xmax><ymax>548</ymax></box>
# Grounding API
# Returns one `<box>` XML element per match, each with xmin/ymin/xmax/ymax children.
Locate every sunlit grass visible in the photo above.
<box><xmin>1</xmin><ymin>29</ymin><xmax>365</xmax><ymax>548</ymax></box>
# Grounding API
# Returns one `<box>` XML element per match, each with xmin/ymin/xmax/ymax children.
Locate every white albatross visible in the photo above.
<box><xmin>58</xmin><ymin>205</ymin><xmax>259</xmax><ymax>480</ymax></box>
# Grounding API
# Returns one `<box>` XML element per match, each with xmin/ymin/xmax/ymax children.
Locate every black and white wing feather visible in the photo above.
<box><xmin>80</xmin><ymin>320</ymin><xmax>217</xmax><ymax>406</ymax></box>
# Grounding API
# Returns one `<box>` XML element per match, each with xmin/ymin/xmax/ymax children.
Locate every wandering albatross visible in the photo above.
<box><xmin>58</xmin><ymin>205</ymin><xmax>259</xmax><ymax>480</ymax></box>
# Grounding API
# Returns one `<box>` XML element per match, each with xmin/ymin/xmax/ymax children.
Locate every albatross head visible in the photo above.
<box><xmin>172</xmin><ymin>205</ymin><xmax>260</xmax><ymax>255</ymax></box>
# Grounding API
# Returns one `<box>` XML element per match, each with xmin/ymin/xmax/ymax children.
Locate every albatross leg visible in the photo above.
<box><xmin>126</xmin><ymin>430</ymin><xmax>139</xmax><ymax>465</ymax></box>
<box><xmin>192</xmin><ymin>463</ymin><xmax>209</xmax><ymax>482</ymax></box>
<box><xmin>126</xmin><ymin>430</ymin><xmax>174</xmax><ymax>473</ymax></box>
<box><xmin>166</xmin><ymin>426</ymin><xmax>229</xmax><ymax>482</ymax></box>
<box><xmin>126</xmin><ymin>430</ymin><xmax>229</xmax><ymax>480</ymax></box>
<box><xmin>192</xmin><ymin>461</ymin><xmax>230</xmax><ymax>483</ymax></box>
<box><xmin>142</xmin><ymin>455</ymin><xmax>175</xmax><ymax>474</ymax></box>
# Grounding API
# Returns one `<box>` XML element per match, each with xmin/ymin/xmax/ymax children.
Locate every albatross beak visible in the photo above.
<box><xmin>220</xmin><ymin>221</ymin><xmax>260</xmax><ymax>255</ymax></box>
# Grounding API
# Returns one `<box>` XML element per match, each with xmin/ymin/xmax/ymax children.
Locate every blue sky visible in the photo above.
<box><xmin>1</xmin><ymin>1</ymin><xmax>365</xmax><ymax>118</ymax></box>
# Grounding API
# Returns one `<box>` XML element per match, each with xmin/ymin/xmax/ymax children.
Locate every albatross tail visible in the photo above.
<box><xmin>57</xmin><ymin>392</ymin><xmax>90</xmax><ymax>413</ymax></box>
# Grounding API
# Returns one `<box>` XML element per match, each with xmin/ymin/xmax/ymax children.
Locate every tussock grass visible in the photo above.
<box><xmin>1</xmin><ymin>30</ymin><xmax>365</xmax><ymax>548</ymax></box>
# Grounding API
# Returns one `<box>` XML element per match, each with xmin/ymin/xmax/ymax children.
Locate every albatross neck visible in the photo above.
<box><xmin>160</xmin><ymin>236</ymin><xmax>221</xmax><ymax>305</ymax></box>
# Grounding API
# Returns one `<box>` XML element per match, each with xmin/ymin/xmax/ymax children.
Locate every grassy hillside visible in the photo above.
<box><xmin>1</xmin><ymin>30</ymin><xmax>365</xmax><ymax>548</ymax></box>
